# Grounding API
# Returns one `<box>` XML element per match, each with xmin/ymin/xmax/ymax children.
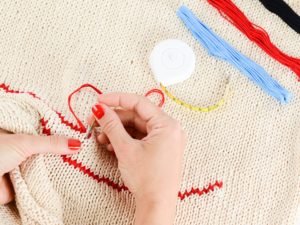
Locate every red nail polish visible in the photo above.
<box><xmin>68</xmin><ymin>139</ymin><xmax>81</xmax><ymax>151</ymax></box>
<box><xmin>92</xmin><ymin>104</ymin><xmax>105</xmax><ymax>120</ymax></box>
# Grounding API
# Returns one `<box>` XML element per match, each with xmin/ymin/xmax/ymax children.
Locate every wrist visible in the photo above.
<box><xmin>134</xmin><ymin>196</ymin><xmax>177</xmax><ymax>225</ymax></box>
<box><xmin>135</xmin><ymin>195</ymin><xmax>177</xmax><ymax>208</ymax></box>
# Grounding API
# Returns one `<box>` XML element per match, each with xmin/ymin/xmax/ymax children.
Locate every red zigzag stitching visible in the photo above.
<box><xmin>2</xmin><ymin>83</ymin><xmax>223</xmax><ymax>200</ymax></box>
<box><xmin>41</xmin><ymin>118</ymin><xmax>222</xmax><ymax>200</ymax></box>
<box><xmin>41</xmin><ymin>118</ymin><xmax>129</xmax><ymax>192</ymax></box>
<box><xmin>0</xmin><ymin>83</ymin><xmax>84</xmax><ymax>133</ymax></box>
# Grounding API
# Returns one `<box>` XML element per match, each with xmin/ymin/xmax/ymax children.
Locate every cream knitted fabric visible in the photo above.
<box><xmin>0</xmin><ymin>0</ymin><xmax>300</xmax><ymax>224</ymax></box>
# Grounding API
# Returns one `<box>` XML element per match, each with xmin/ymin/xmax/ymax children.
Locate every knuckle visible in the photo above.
<box><xmin>138</xmin><ymin>94</ymin><xmax>154</xmax><ymax>106</ymax></box>
<box><xmin>173</xmin><ymin>120</ymin><xmax>182</xmax><ymax>130</ymax></box>
<box><xmin>167</xmin><ymin>119</ymin><xmax>181</xmax><ymax>132</ymax></box>
<box><xmin>141</xmin><ymin>95</ymin><xmax>151</xmax><ymax>103</ymax></box>
<box><xmin>103</xmin><ymin>118</ymin><xmax>119</xmax><ymax>135</ymax></box>
<box><xmin>16</xmin><ymin>134</ymin><xmax>33</xmax><ymax>157</ymax></box>
<box><xmin>17</xmin><ymin>134</ymin><xmax>30</xmax><ymax>144</ymax></box>
<box><xmin>133</xmin><ymin>93</ymin><xmax>146</xmax><ymax>100</ymax></box>
<box><xmin>49</xmin><ymin>136</ymin><xmax>59</xmax><ymax>149</ymax></box>
<box><xmin>165</xmin><ymin>119</ymin><xmax>187</xmax><ymax>140</ymax></box>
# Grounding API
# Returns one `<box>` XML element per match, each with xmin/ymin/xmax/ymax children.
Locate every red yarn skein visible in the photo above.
<box><xmin>208</xmin><ymin>0</ymin><xmax>300</xmax><ymax>79</ymax></box>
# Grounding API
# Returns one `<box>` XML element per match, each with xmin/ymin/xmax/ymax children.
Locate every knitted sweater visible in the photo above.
<box><xmin>0</xmin><ymin>0</ymin><xmax>299</xmax><ymax>224</ymax></box>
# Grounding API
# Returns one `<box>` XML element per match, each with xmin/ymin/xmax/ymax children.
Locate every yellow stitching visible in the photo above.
<box><xmin>160</xmin><ymin>78</ymin><xmax>232</xmax><ymax>112</ymax></box>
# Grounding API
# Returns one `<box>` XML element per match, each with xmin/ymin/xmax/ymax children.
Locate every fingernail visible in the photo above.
<box><xmin>68</xmin><ymin>139</ymin><xmax>81</xmax><ymax>151</ymax></box>
<box><xmin>92</xmin><ymin>104</ymin><xmax>105</xmax><ymax>120</ymax></box>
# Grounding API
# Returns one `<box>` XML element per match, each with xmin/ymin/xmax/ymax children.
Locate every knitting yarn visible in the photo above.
<box><xmin>259</xmin><ymin>0</ymin><xmax>300</xmax><ymax>34</ymax></box>
<box><xmin>178</xmin><ymin>6</ymin><xmax>291</xmax><ymax>104</ymax></box>
<box><xmin>207</xmin><ymin>0</ymin><xmax>300</xmax><ymax>79</ymax></box>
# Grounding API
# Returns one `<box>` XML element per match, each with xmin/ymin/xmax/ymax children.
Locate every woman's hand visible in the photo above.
<box><xmin>90</xmin><ymin>93</ymin><xmax>187</xmax><ymax>225</ymax></box>
<box><xmin>0</xmin><ymin>129</ymin><xmax>81</xmax><ymax>205</ymax></box>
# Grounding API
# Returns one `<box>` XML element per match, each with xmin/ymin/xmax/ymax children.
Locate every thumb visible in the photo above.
<box><xmin>91</xmin><ymin>103</ymin><xmax>133</xmax><ymax>152</ymax></box>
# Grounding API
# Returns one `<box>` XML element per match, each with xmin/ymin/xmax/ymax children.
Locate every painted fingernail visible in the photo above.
<box><xmin>92</xmin><ymin>104</ymin><xmax>105</xmax><ymax>120</ymax></box>
<box><xmin>68</xmin><ymin>139</ymin><xmax>81</xmax><ymax>151</ymax></box>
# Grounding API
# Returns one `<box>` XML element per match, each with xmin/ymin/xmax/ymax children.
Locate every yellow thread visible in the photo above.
<box><xmin>160</xmin><ymin>79</ymin><xmax>232</xmax><ymax>112</ymax></box>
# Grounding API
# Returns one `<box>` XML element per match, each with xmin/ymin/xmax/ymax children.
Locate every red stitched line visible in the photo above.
<box><xmin>55</xmin><ymin>111</ymin><xmax>83</xmax><ymax>133</ymax></box>
<box><xmin>178</xmin><ymin>180</ymin><xmax>223</xmax><ymax>200</ymax></box>
<box><xmin>40</xmin><ymin>118</ymin><xmax>51</xmax><ymax>136</ymax></box>
<box><xmin>0</xmin><ymin>83</ymin><xmax>40</xmax><ymax>99</ymax></box>
<box><xmin>41</xmin><ymin>118</ymin><xmax>128</xmax><ymax>192</ymax></box>
<box><xmin>0</xmin><ymin>83</ymin><xmax>85</xmax><ymax>133</ymax></box>
<box><xmin>1</xmin><ymin>83</ymin><xmax>223</xmax><ymax>200</ymax></box>
<box><xmin>61</xmin><ymin>155</ymin><xmax>129</xmax><ymax>192</ymax></box>
<box><xmin>42</xmin><ymin>118</ymin><xmax>222</xmax><ymax>200</ymax></box>
<box><xmin>1</xmin><ymin>83</ymin><xmax>165</xmax><ymax>133</ymax></box>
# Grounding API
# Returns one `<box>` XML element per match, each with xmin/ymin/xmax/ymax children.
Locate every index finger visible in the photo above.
<box><xmin>98</xmin><ymin>93</ymin><xmax>163</xmax><ymax>121</ymax></box>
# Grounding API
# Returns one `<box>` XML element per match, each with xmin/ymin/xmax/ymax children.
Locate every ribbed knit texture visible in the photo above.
<box><xmin>0</xmin><ymin>0</ymin><xmax>300</xmax><ymax>224</ymax></box>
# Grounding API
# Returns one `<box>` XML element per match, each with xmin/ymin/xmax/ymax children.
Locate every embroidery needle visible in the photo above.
<box><xmin>85</xmin><ymin>119</ymin><xmax>96</xmax><ymax>139</ymax></box>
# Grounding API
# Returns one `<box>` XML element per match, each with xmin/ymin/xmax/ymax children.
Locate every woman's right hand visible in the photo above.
<box><xmin>90</xmin><ymin>93</ymin><xmax>187</xmax><ymax>225</ymax></box>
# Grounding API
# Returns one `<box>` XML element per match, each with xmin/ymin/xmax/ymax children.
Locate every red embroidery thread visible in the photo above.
<box><xmin>55</xmin><ymin>111</ymin><xmax>83</xmax><ymax>133</ymax></box>
<box><xmin>178</xmin><ymin>180</ymin><xmax>223</xmax><ymax>200</ymax></box>
<box><xmin>0</xmin><ymin>83</ymin><xmax>83</xmax><ymax>133</ymax></box>
<box><xmin>145</xmin><ymin>88</ymin><xmax>165</xmax><ymax>107</ymax></box>
<box><xmin>207</xmin><ymin>0</ymin><xmax>300</xmax><ymax>79</ymax></box>
<box><xmin>0</xmin><ymin>83</ymin><xmax>40</xmax><ymax>99</ymax></box>
<box><xmin>67</xmin><ymin>83</ymin><xmax>103</xmax><ymax>133</ymax></box>
<box><xmin>62</xmin><ymin>155</ymin><xmax>129</xmax><ymax>192</ymax></box>
<box><xmin>1</xmin><ymin>83</ymin><xmax>165</xmax><ymax>133</ymax></box>
<box><xmin>1</xmin><ymin>83</ymin><xmax>223</xmax><ymax>200</ymax></box>
<box><xmin>41</xmin><ymin>118</ymin><xmax>128</xmax><ymax>192</ymax></box>
<box><xmin>42</xmin><ymin>117</ymin><xmax>222</xmax><ymax>200</ymax></box>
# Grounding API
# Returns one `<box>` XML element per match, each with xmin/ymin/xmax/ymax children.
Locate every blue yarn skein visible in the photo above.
<box><xmin>178</xmin><ymin>6</ymin><xmax>292</xmax><ymax>104</ymax></box>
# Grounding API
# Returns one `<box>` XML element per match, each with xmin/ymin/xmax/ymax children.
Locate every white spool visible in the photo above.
<box><xmin>149</xmin><ymin>39</ymin><xmax>196</xmax><ymax>86</ymax></box>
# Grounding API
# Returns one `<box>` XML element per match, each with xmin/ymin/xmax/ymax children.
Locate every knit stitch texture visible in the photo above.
<box><xmin>0</xmin><ymin>0</ymin><xmax>300</xmax><ymax>224</ymax></box>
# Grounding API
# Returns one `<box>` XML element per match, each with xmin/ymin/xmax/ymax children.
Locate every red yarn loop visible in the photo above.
<box><xmin>145</xmin><ymin>88</ymin><xmax>165</xmax><ymax>107</ymax></box>
<box><xmin>68</xmin><ymin>85</ymin><xmax>164</xmax><ymax>134</ymax></box>
<box><xmin>68</xmin><ymin>83</ymin><xmax>102</xmax><ymax>133</ymax></box>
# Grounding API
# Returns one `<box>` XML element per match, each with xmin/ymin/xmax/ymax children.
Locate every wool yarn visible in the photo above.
<box><xmin>259</xmin><ymin>0</ymin><xmax>300</xmax><ymax>34</ymax></box>
<box><xmin>178</xmin><ymin>6</ymin><xmax>291</xmax><ymax>104</ymax></box>
<box><xmin>0</xmin><ymin>0</ymin><xmax>300</xmax><ymax>224</ymax></box>
<box><xmin>207</xmin><ymin>0</ymin><xmax>300</xmax><ymax>80</ymax></box>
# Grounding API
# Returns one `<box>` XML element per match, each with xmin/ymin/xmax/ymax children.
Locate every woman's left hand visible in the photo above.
<box><xmin>0</xmin><ymin>129</ymin><xmax>81</xmax><ymax>204</ymax></box>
